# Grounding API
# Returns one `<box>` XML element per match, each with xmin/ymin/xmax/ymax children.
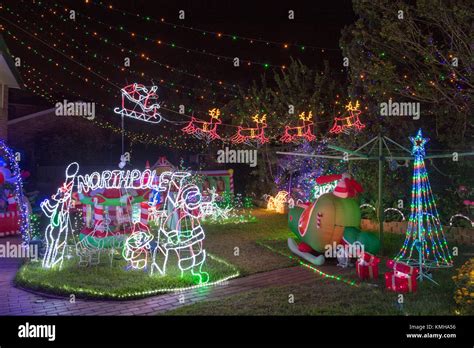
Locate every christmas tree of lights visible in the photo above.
<box><xmin>396</xmin><ymin>129</ymin><xmax>452</xmax><ymax>282</ymax></box>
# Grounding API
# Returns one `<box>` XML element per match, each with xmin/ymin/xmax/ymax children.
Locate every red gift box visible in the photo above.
<box><xmin>385</xmin><ymin>259</ymin><xmax>418</xmax><ymax>293</ymax></box>
<box><xmin>356</xmin><ymin>252</ymin><xmax>380</xmax><ymax>280</ymax></box>
<box><xmin>385</xmin><ymin>271</ymin><xmax>417</xmax><ymax>293</ymax></box>
<box><xmin>386</xmin><ymin>259</ymin><xmax>419</xmax><ymax>276</ymax></box>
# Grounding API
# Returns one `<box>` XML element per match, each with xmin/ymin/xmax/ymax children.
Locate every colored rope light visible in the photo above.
<box><xmin>329</xmin><ymin>100</ymin><xmax>365</xmax><ymax>134</ymax></box>
<box><xmin>265</xmin><ymin>191</ymin><xmax>289</xmax><ymax>213</ymax></box>
<box><xmin>230</xmin><ymin>114</ymin><xmax>269</xmax><ymax>145</ymax></box>
<box><xmin>21</xmin><ymin>253</ymin><xmax>239</xmax><ymax>299</ymax></box>
<box><xmin>182</xmin><ymin>108</ymin><xmax>222</xmax><ymax>143</ymax></box>
<box><xmin>113</xmin><ymin>83</ymin><xmax>163</xmax><ymax>124</ymax></box>
<box><xmin>257</xmin><ymin>239</ymin><xmax>358</xmax><ymax>287</ymax></box>
<box><xmin>280</xmin><ymin>111</ymin><xmax>316</xmax><ymax>143</ymax></box>
<box><xmin>43</xmin><ymin>163</ymin><xmax>213</xmax><ymax>284</ymax></box>
<box><xmin>42</xmin><ymin>163</ymin><xmax>79</xmax><ymax>269</ymax></box>
<box><xmin>395</xmin><ymin>129</ymin><xmax>453</xmax><ymax>268</ymax></box>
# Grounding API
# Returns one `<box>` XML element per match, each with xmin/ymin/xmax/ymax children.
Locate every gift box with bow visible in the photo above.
<box><xmin>385</xmin><ymin>259</ymin><xmax>419</xmax><ymax>293</ymax></box>
<box><xmin>356</xmin><ymin>252</ymin><xmax>380</xmax><ymax>280</ymax></box>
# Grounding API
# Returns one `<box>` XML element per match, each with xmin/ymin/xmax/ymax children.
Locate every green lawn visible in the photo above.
<box><xmin>15</xmin><ymin>253</ymin><xmax>238</xmax><ymax>300</ymax></box>
<box><xmin>14</xmin><ymin>208</ymin><xmax>292</xmax><ymax>300</ymax></box>
<box><xmin>202</xmin><ymin>209</ymin><xmax>296</xmax><ymax>276</ymax></box>
<box><xmin>15</xmin><ymin>208</ymin><xmax>471</xmax><ymax>314</ymax></box>
<box><xmin>166</xmin><ymin>210</ymin><xmax>473</xmax><ymax>315</ymax></box>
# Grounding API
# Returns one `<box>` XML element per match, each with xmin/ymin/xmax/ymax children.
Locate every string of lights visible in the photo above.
<box><xmin>21</xmin><ymin>63</ymin><xmax>338</xmax><ymax>150</ymax></box>
<box><xmin>20</xmin><ymin>69</ymin><xmax>208</xmax><ymax>150</ymax></box>
<box><xmin>89</xmin><ymin>0</ymin><xmax>342</xmax><ymax>53</ymax></box>
<box><xmin>39</xmin><ymin>1</ymin><xmax>288</xmax><ymax>70</ymax></box>
<box><xmin>3</xmin><ymin>8</ymin><xmax>344</xmax><ymax>144</ymax></box>
<box><xmin>3</xmin><ymin>4</ymin><xmax>239</xmax><ymax>101</ymax></box>
<box><xmin>1</xmin><ymin>25</ymin><xmax>234</xmax><ymax>125</ymax></box>
<box><xmin>27</xmin><ymin>0</ymin><xmax>241</xmax><ymax>92</ymax></box>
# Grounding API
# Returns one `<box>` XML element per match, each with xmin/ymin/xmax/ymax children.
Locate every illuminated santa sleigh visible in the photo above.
<box><xmin>113</xmin><ymin>83</ymin><xmax>162</xmax><ymax>124</ymax></box>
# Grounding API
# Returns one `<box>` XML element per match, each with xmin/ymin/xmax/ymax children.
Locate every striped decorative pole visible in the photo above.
<box><xmin>93</xmin><ymin>198</ymin><xmax>105</xmax><ymax>232</ymax></box>
<box><xmin>120</xmin><ymin>196</ymin><xmax>133</xmax><ymax>230</ymax></box>
<box><xmin>140</xmin><ymin>201</ymin><xmax>150</xmax><ymax>227</ymax></box>
<box><xmin>228</xmin><ymin>169</ymin><xmax>234</xmax><ymax>193</ymax></box>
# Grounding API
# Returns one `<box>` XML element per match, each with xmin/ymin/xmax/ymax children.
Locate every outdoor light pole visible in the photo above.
<box><xmin>378</xmin><ymin>133</ymin><xmax>384</xmax><ymax>253</ymax></box>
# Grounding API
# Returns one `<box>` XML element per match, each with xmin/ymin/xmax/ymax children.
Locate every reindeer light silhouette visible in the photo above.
<box><xmin>182</xmin><ymin>108</ymin><xmax>222</xmax><ymax>142</ymax></box>
<box><xmin>114</xmin><ymin>83</ymin><xmax>162</xmax><ymax>123</ymax></box>
<box><xmin>329</xmin><ymin>100</ymin><xmax>365</xmax><ymax>134</ymax></box>
<box><xmin>230</xmin><ymin>114</ymin><xmax>269</xmax><ymax>145</ymax></box>
<box><xmin>280</xmin><ymin>111</ymin><xmax>316</xmax><ymax>143</ymax></box>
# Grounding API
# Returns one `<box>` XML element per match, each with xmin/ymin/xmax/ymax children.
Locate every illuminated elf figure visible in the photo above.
<box><xmin>396</xmin><ymin>129</ymin><xmax>452</xmax><ymax>280</ymax></box>
<box><xmin>42</xmin><ymin>162</ymin><xmax>79</xmax><ymax>269</ymax></box>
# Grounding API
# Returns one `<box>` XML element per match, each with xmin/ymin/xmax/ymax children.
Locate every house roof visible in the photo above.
<box><xmin>7</xmin><ymin>107</ymin><xmax>55</xmax><ymax>126</ymax></box>
<box><xmin>0</xmin><ymin>34</ymin><xmax>23</xmax><ymax>89</ymax></box>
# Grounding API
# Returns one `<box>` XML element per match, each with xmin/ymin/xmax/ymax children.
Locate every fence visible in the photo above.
<box><xmin>361</xmin><ymin>219</ymin><xmax>473</xmax><ymax>245</ymax></box>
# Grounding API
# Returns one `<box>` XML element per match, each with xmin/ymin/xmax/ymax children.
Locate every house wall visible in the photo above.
<box><xmin>0</xmin><ymin>85</ymin><xmax>8</xmax><ymax>139</ymax></box>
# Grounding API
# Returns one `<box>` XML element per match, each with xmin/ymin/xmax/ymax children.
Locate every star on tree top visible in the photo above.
<box><xmin>410</xmin><ymin>129</ymin><xmax>429</xmax><ymax>157</ymax></box>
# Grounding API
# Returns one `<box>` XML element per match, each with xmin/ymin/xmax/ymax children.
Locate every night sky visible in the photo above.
<box><xmin>1</xmin><ymin>0</ymin><xmax>358</xmax><ymax>169</ymax></box>
<box><xmin>2</xmin><ymin>0</ymin><xmax>355</xmax><ymax>114</ymax></box>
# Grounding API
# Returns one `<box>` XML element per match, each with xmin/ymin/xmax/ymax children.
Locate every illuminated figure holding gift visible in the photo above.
<box><xmin>151</xmin><ymin>172</ymin><xmax>209</xmax><ymax>284</ymax></box>
<box><xmin>122</xmin><ymin>222</ymin><xmax>154</xmax><ymax>270</ymax></box>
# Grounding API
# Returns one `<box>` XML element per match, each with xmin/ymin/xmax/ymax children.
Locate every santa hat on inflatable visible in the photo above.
<box><xmin>316</xmin><ymin>173</ymin><xmax>363</xmax><ymax>198</ymax></box>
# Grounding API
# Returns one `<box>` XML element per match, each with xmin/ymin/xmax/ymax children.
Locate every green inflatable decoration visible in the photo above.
<box><xmin>287</xmin><ymin>174</ymin><xmax>380</xmax><ymax>265</ymax></box>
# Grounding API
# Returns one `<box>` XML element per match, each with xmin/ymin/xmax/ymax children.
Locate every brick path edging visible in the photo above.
<box><xmin>0</xmin><ymin>256</ymin><xmax>317</xmax><ymax>316</ymax></box>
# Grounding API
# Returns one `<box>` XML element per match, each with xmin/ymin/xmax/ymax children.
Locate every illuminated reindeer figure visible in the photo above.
<box><xmin>113</xmin><ymin>83</ymin><xmax>162</xmax><ymax>123</ymax></box>
<box><xmin>230</xmin><ymin>114</ymin><xmax>269</xmax><ymax>145</ymax></box>
<box><xmin>182</xmin><ymin>108</ymin><xmax>222</xmax><ymax>142</ymax></box>
<box><xmin>280</xmin><ymin>111</ymin><xmax>316</xmax><ymax>143</ymax></box>
<box><xmin>329</xmin><ymin>100</ymin><xmax>365</xmax><ymax>134</ymax></box>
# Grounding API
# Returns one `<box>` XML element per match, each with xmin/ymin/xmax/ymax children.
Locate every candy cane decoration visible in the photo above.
<box><xmin>93</xmin><ymin>198</ymin><xmax>105</xmax><ymax>233</ymax></box>
<box><xmin>140</xmin><ymin>201</ymin><xmax>150</xmax><ymax>226</ymax></box>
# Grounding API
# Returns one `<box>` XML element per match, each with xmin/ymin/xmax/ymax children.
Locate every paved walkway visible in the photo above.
<box><xmin>0</xmin><ymin>239</ymin><xmax>317</xmax><ymax>316</ymax></box>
